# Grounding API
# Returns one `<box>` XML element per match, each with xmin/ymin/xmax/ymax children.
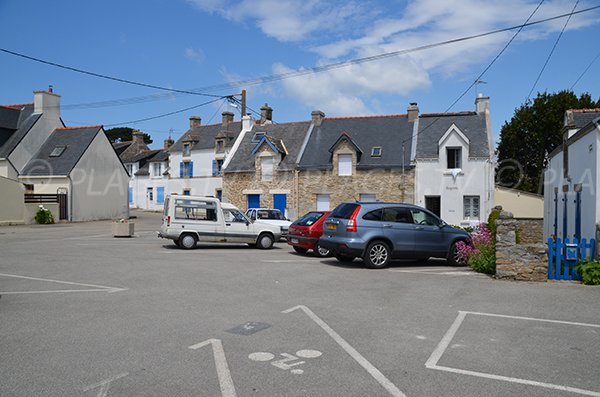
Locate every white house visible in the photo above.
<box><xmin>131</xmin><ymin>149</ymin><xmax>170</xmax><ymax>211</ymax></box>
<box><xmin>167</xmin><ymin>111</ymin><xmax>248</xmax><ymax>199</ymax></box>
<box><xmin>414</xmin><ymin>95</ymin><xmax>495</xmax><ymax>227</ymax></box>
<box><xmin>544</xmin><ymin>108</ymin><xmax>600</xmax><ymax>242</ymax></box>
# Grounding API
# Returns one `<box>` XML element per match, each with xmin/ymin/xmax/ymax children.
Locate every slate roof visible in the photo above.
<box><xmin>570</xmin><ymin>109</ymin><xmax>600</xmax><ymax>129</ymax></box>
<box><xmin>112</xmin><ymin>141</ymin><xmax>132</xmax><ymax>156</ymax></box>
<box><xmin>226</xmin><ymin>121</ymin><xmax>311</xmax><ymax>172</ymax></box>
<box><xmin>133</xmin><ymin>150</ymin><xmax>169</xmax><ymax>176</ymax></box>
<box><xmin>21</xmin><ymin>126</ymin><xmax>101</xmax><ymax>176</ymax></box>
<box><xmin>415</xmin><ymin>112</ymin><xmax>490</xmax><ymax>159</ymax></box>
<box><xmin>0</xmin><ymin>104</ymin><xmax>40</xmax><ymax>158</ymax></box>
<box><xmin>171</xmin><ymin>121</ymin><xmax>242</xmax><ymax>152</ymax></box>
<box><xmin>298</xmin><ymin>115</ymin><xmax>414</xmax><ymax>170</ymax></box>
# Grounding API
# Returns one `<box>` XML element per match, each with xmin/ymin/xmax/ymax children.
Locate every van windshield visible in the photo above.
<box><xmin>256</xmin><ymin>210</ymin><xmax>285</xmax><ymax>220</ymax></box>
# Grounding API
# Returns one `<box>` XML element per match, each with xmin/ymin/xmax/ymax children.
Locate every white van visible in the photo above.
<box><xmin>158</xmin><ymin>195</ymin><xmax>281</xmax><ymax>249</ymax></box>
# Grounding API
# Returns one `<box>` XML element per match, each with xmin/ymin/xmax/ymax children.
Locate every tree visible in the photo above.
<box><xmin>496</xmin><ymin>90</ymin><xmax>599</xmax><ymax>193</ymax></box>
<box><xmin>104</xmin><ymin>127</ymin><xmax>153</xmax><ymax>144</ymax></box>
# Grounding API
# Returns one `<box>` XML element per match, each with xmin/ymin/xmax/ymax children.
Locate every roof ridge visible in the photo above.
<box><xmin>324</xmin><ymin>114</ymin><xmax>407</xmax><ymax>120</ymax></box>
<box><xmin>1</xmin><ymin>103</ymin><xmax>33</xmax><ymax>109</ymax></box>
<box><xmin>570</xmin><ymin>108</ymin><xmax>600</xmax><ymax>113</ymax></box>
<box><xmin>255</xmin><ymin>120</ymin><xmax>310</xmax><ymax>126</ymax></box>
<box><xmin>421</xmin><ymin>111</ymin><xmax>477</xmax><ymax>117</ymax></box>
<box><xmin>190</xmin><ymin>120</ymin><xmax>242</xmax><ymax>129</ymax></box>
<box><xmin>56</xmin><ymin>125</ymin><xmax>102</xmax><ymax>131</ymax></box>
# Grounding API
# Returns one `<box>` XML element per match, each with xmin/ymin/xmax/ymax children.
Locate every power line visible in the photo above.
<box><xmin>526</xmin><ymin>0</ymin><xmax>580</xmax><ymax>102</ymax></box>
<box><xmin>0</xmin><ymin>47</ymin><xmax>223</xmax><ymax>98</ymax></box>
<box><xmin>570</xmin><ymin>49</ymin><xmax>600</xmax><ymax>89</ymax></box>
<box><xmin>45</xmin><ymin>5</ymin><xmax>600</xmax><ymax>111</ymax></box>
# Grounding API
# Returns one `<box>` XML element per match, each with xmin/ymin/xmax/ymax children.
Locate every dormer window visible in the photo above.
<box><xmin>371</xmin><ymin>147</ymin><xmax>382</xmax><ymax>157</ymax></box>
<box><xmin>446</xmin><ymin>147</ymin><xmax>462</xmax><ymax>169</ymax></box>
<box><xmin>252</xmin><ymin>132</ymin><xmax>265</xmax><ymax>143</ymax></box>
<box><xmin>216</xmin><ymin>139</ymin><xmax>225</xmax><ymax>153</ymax></box>
<box><xmin>49</xmin><ymin>146</ymin><xmax>66</xmax><ymax>157</ymax></box>
<box><xmin>153</xmin><ymin>163</ymin><xmax>163</xmax><ymax>177</ymax></box>
<box><xmin>261</xmin><ymin>156</ymin><xmax>273</xmax><ymax>181</ymax></box>
<box><xmin>338</xmin><ymin>154</ymin><xmax>352</xmax><ymax>176</ymax></box>
<box><xmin>183</xmin><ymin>143</ymin><xmax>191</xmax><ymax>157</ymax></box>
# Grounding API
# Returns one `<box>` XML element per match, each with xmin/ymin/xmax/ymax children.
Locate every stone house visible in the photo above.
<box><xmin>544</xmin><ymin>108</ymin><xmax>600</xmax><ymax>243</ymax></box>
<box><xmin>414</xmin><ymin>96</ymin><xmax>495</xmax><ymax>227</ymax></box>
<box><xmin>167</xmin><ymin>111</ymin><xmax>244</xmax><ymax>199</ymax></box>
<box><xmin>222</xmin><ymin>104</ymin><xmax>308</xmax><ymax>219</ymax></box>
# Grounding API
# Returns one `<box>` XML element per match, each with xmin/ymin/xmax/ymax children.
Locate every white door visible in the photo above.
<box><xmin>223</xmin><ymin>208</ymin><xmax>254</xmax><ymax>243</ymax></box>
<box><xmin>316</xmin><ymin>194</ymin><xmax>330</xmax><ymax>211</ymax></box>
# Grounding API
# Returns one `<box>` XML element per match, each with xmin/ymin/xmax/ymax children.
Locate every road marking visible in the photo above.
<box><xmin>83</xmin><ymin>372</ymin><xmax>129</xmax><ymax>397</ymax></box>
<box><xmin>426</xmin><ymin>311</ymin><xmax>600</xmax><ymax>396</ymax></box>
<box><xmin>0</xmin><ymin>273</ymin><xmax>126</xmax><ymax>295</ymax></box>
<box><xmin>189</xmin><ymin>339</ymin><xmax>237</xmax><ymax>397</ymax></box>
<box><xmin>388</xmin><ymin>269</ymin><xmax>476</xmax><ymax>276</ymax></box>
<box><xmin>262</xmin><ymin>259</ymin><xmax>320</xmax><ymax>263</ymax></box>
<box><xmin>283</xmin><ymin>305</ymin><xmax>407</xmax><ymax>397</ymax></box>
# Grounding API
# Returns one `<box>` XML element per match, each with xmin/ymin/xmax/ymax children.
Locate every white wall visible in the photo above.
<box><xmin>0</xmin><ymin>160</ymin><xmax>18</xmax><ymax>179</ymax></box>
<box><xmin>131</xmin><ymin>169</ymin><xmax>168</xmax><ymax>211</ymax></box>
<box><xmin>495</xmin><ymin>187</ymin><xmax>543</xmax><ymax>218</ymax></box>
<box><xmin>415</xmin><ymin>129</ymin><xmax>494</xmax><ymax>226</ymax></box>
<box><xmin>167</xmin><ymin>149</ymin><xmax>222</xmax><ymax>197</ymax></box>
<box><xmin>71</xmin><ymin>132</ymin><xmax>129</xmax><ymax>221</ymax></box>
<box><xmin>0</xmin><ymin>176</ymin><xmax>25</xmax><ymax>224</ymax></box>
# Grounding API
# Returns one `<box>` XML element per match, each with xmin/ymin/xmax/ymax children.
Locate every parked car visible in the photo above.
<box><xmin>287</xmin><ymin>211</ymin><xmax>332</xmax><ymax>257</ymax></box>
<box><xmin>245</xmin><ymin>208</ymin><xmax>292</xmax><ymax>237</ymax></box>
<box><xmin>158</xmin><ymin>195</ymin><xmax>281</xmax><ymax>249</ymax></box>
<box><xmin>319</xmin><ymin>202</ymin><xmax>470</xmax><ymax>269</ymax></box>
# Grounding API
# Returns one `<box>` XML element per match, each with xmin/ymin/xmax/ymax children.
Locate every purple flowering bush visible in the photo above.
<box><xmin>456</xmin><ymin>224</ymin><xmax>495</xmax><ymax>274</ymax></box>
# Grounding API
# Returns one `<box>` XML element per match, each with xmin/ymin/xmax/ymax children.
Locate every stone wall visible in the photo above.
<box><xmin>514</xmin><ymin>218</ymin><xmax>544</xmax><ymax>244</ymax></box>
<box><xmin>495</xmin><ymin>211</ymin><xmax>547</xmax><ymax>282</ymax></box>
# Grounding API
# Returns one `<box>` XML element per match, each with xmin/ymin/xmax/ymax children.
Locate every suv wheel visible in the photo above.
<box><xmin>447</xmin><ymin>241</ymin><xmax>466</xmax><ymax>266</ymax></box>
<box><xmin>363</xmin><ymin>241</ymin><xmax>390</xmax><ymax>269</ymax></box>
<box><xmin>178</xmin><ymin>234</ymin><xmax>197</xmax><ymax>250</ymax></box>
<box><xmin>257</xmin><ymin>233</ymin><xmax>274</xmax><ymax>249</ymax></box>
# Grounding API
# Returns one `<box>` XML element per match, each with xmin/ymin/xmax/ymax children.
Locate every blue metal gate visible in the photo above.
<box><xmin>547</xmin><ymin>238</ymin><xmax>596</xmax><ymax>281</ymax></box>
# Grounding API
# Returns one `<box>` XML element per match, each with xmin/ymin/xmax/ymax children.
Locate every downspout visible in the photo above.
<box><xmin>294</xmin><ymin>169</ymin><xmax>299</xmax><ymax>218</ymax></box>
<box><xmin>68</xmin><ymin>175</ymin><xmax>73</xmax><ymax>222</ymax></box>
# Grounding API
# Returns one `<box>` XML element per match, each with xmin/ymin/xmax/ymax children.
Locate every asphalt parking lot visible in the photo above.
<box><xmin>1</xmin><ymin>210</ymin><xmax>599</xmax><ymax>397</ymax></box>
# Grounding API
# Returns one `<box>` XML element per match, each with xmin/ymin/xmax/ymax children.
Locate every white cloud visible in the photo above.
<box><xmin>184</xmin><ymin>47</ymin><xmax>206</xmax><ymax>64</ymax></box>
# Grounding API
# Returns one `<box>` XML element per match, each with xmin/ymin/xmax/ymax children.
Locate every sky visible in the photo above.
<box><xmin>1</xmin><ymin>0</ymin><xmax>599</xmax><ymax>149</ymax></box>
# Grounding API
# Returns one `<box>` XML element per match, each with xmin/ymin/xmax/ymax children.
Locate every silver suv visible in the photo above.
<box><xmin>319</xmin><ymin>202</ymin><xmax>470</xmax><ymax>269</ymax></box>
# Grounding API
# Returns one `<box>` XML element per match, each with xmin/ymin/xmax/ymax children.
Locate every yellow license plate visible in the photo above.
<box><xmin>327</xmin><ymin>223</ymin><xmax>337</xmax><ymax>230</ymax></box>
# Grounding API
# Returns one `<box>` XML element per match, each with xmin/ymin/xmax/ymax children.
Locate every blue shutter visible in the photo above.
<box><xmin>128</xmin><ymin>187</ymin><xmax>133</xmax><ymax>203</ymax></box>
<box><xmin>189</xmin><ymin>161</ymin><xmax>194</xmax><ymax>177</ymax></box>
<box><xmin>247</xmin><ymin>194</ymin><xmax>260</xmax><ymax>209</ymax></box>
<box><xmin>157</xmin><ymin>187</ymin><xmax>164</xmax><ymax>204</ymax></box>
<box><xmin>179</xmin><ymin>162</ymin><xmax>183</xmax><ymax>178</ymax></box>
<box><xmin>273</xmin><ymin>194</ymin><xmax>286</xmax><ymax>214</ymax></box>
<box><xmin>212</xmin><ymin>160</ymin><xmax>217</xmax><ymax>177</ymax></box>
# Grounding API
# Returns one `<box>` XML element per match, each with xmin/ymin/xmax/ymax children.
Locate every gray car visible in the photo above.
<box><xmin>319</xmin><ymin>202</ymin><xmax>470</xmax><ymax>269</ymax></box>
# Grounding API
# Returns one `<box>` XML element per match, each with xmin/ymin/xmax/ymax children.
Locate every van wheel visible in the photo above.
<box><xmin>257</xmin><ymin>233</ymin><xmax>274</xmax><ymax>249</ymax></box>
<box><xmin>178</xmin><ymin>234</ymin><xmax>197</xmax><ymax>249</ymax></box>
<box><xmin>313</xmin><ymin>244</ymin><xmax>331</xmax><ymax>258</ymax></box>
<box><xmin>363</xmin><ymin>241</ymin><xmax>390</xmax><ymax>269</ymax></box>
<box><xmin>293</xmin><ymin>246</ymin><xmax>308</xmax><ymax>255</ymax></box>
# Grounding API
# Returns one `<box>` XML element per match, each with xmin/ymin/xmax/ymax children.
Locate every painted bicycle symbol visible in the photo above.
<box><xmin>248</xmin><ymin>349</ymin><xmax>323</xmax><ymax>375</ymax></box>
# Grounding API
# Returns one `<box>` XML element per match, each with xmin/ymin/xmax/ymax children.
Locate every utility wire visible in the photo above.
<box><xmin>570</xmin><ymin>49</ymin><xmax>600</xmax><ymax>89</ymax></box>
<box><xmin>526</xmin><ymin>0</ymin><xmax>580</xmax><ymax>102</ymax></box>
<box><xmin>25</xmin><ymin>4</ymin><xmax>600</xmax><ymax>111</ymax></box>
<box><xmin>0</xmin><ymin>47</ymin><xmax>223</xmax><ymax>98</ymax></box>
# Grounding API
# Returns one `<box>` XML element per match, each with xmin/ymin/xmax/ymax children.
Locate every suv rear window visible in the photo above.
<box><xmin>331</xmin><ymin>203</ymin><xmax>360</xmax><ymax>219</ymax></box>
<box><xmin>294</xmin><ymin>212</ymin><xmax>325</xmax><ymax>226</ymax></box>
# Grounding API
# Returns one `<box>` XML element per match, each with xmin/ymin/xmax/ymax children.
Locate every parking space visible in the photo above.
<box><xmin>1</xmin><ymin>210</ymin><xmax>599</xmax><ymax>396</ymax></box>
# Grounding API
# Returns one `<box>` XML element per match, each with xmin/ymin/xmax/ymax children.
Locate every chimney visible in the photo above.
<box><xmin>311</xmin><ymin>110</ymin><xmax>325</xmax><ymax>126</ymax></box>
<box><xmin>190</xmin><ymin>116</ymin><xmax>201</xmax><ymax>129</ymax></box>
<box><xmin>222</xmin><ymin>111</ymin><xmax>234</xmax><ymax>126</ymax></box>
<box><xmin>33</xmin><ymin>87</ymin><xmax>61</xmax><ymax>121</ymax></box>
<box><xmin>407</xmin><ymin>102</ymin><xmax>419</xmax><ymax>123</ymax></box>
<box><xmin>242</xmin><ymin>114</ymin><xmax>255</xmax><ymax>131</ymax></box>
<box><xmin>475</xmin><ymin>94</ymin><xmax>490</xmax><ymax>114</ymax></box>
<box><xmin>132</xmin><ymin>130</ymin><xmax>145</xmax><ymax>145</ymax></box>
<box><xmin>164</xmin><ymin>136</ymin><xmax>174</xmax><ymax>151</ymax></box>
<box><xmin>260</xmin><ymin>103</ymin><xmax>273</xmax><ymax>124</ymax></box>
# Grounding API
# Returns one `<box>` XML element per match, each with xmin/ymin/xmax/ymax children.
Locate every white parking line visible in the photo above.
<box><xmin>84</xmin><ymin>372</ymin><xmax>129</xmax><ymax>397</ymax></box>
<box><xmin>389</xmin><ymin>269</ymin><xmax>477</xmax><ymax>276</ymax></box>
<box><xmin>0</xmin><ymin>273</ymin><xmax>126</xmax><ymax>295</ymax></box>
<box><xmin>283</xmin><ymin>305</ymin><xmax>407</xmax><ymax>397</ymax></box>
<box><xmin>189</xmin><ymin>339</ymin><xmax>237</xmax><ymax>397</ymax></box>
<box><xmin>426</xmin><ymin>311</ymin><xmax>600</xmax><ymax>396</ymax></box>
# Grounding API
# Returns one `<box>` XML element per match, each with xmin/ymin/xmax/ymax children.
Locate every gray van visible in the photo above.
<box><xmin>319</xmin><ymin>202</ymin><xmax>470</xmax><ymax>269</ymax></box>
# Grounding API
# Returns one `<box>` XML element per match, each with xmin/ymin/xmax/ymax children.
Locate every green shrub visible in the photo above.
<box><xmin>469</xmin><ymin>244</ymin><xmax>496</xmax><ymax>274</ymax></box>
<box><xmin>34</xmin><ymin>205</ymin><xmax>55</xmax><ymax>224</ymax></box>
<box><xmin>576</xmin><ymin>258</ymin><xmax>600</xmax><ymax>285</ymax></box>
<box><xmin>487</xmin><ymin>207</ymin><xmax>502</xmax><ymax>240</ymax></box>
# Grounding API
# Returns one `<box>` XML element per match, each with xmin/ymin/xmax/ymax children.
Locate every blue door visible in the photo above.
<box><xmin>273</xmin><ymin>194</ymin><xmax>286</xmax><ymax>214</ymax></box>
<box><xmin>156</xmin><ymin>187</ymin><xmax>165</xmax><ymax>204</ymax></box>
<box><xmin>247</xmin><ymin>194</ymin><xmax>260</xmax><ymax>209</ymax></box>
<box><xmin>128</xmin><ymin>187</ymin><xmax>133</xmax><ymax>203</ymax></box>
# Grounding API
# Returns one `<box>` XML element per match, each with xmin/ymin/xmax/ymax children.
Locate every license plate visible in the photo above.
<box><xmin>291</xmin><ymin>238</ymin><xmax>299</xmax><ymax>244</ymax></box>
<box><xmin>327</xmin><ymin>223</ymin><xmax>337</xmax><ymax>230</ymax></box>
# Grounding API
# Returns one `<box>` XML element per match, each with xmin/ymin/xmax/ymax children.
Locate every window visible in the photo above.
<box><xmin>183</xmin><ymin>189</ymin><xmax>191</xmax><ymax>196</ymax></box>
<box><xmin>331</xmin><ymin>203</ymin><xmax>359</xmax><ymax>219</ymax></box>
<box><xmin>49</xmin><ymin>146</ymin><xmax>66</xmax><ymax>157</ymax></box>
<box><xmin>181</xmin><ymin>161</ymin><xmax>193</xmax><ymax>178</ymax></box>
<box><xmin>153</xmin><ymin>163</ymin><xmax>162</xmax><ymax>177</ymax></box>
<box><xmin>217</xmin><ymin>159</ymin><xmax>224</xmax><ymax>176</ymax></box>
<box><xmin>174</xmin><ymin>199</ymin><xmax>218</xmax><ymax>221</ymax></box>
<box><xmin>463</xmin><ymin>196</ymin><xmax>480</xmax><ymax>219</ymax></box>
<box><xmin>371</xmin><ymin>147</ymin><xmax>382</xmax><ymax>157</ymax></box>
<box><xmin>447</xmin><ymin>147</ymin><xmax>462</xmax><ymax>169</ymax></box>
<box><xmin>256</xmin><ymin>209</ymin><xmax>285</xmax><ymax>220</ymax></box>
<box><xmin>316</xmin><ymin>194</ymin><xmax>330</xmax><ymax>211</ymax></box>
<box><xmin>382</xmin><ymin>207</ymin><xmax>413</xmax><ymax>223</ymax></box>
<box><xmin>216</xmin><ymin>139</ymin><xmax>225</xmax><ymax>153</ymax></box>
<box><xmin>338</xmin><ymin>154</ymin><xmax>352</xmax><ymax>176</ymax></box>
<box><xmin>410</xmin><ymin>209</ymin><xmax>440</xmax><ymax>226</ymax></box>
<box><xmin>147</xmin><ymin>187</ymin><xmax>153</xmax><ymax>202</ymax></box>
<box><xmin>183</xmin><ymin>143</ymin><xmax>191</xmax><ymax>157</ymax></box>
<box><xmin>223</xmin><ymin>208</ymin><xmax>248</xmax><ymax>223</ymax></box>
<box><xmin>252</xmin><ymin>132</ymin><xmax>265</xmax><ymax>142</ymax></box>
<box><xmin>363</xmin><ymin>209</ymin><xmax>383</xmax><ymax>221</ymax></box>
<box><xmin>425</xmin><ymin>196</ymin><xmax>441</xmax><ymax>217</ymax></box>
<box><xmin>294</xmin><ymin>212</ymin><xmax>326</xmax><ymax>226</ymax></box>
<box><xmin>261</xmin><ymin>156</ymin><xmax>273</xmax><ymax>181</ymax></box>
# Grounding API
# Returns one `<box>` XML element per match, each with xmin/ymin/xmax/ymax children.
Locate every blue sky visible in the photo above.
<box><xmin>1</xmin><ymin>0</ymin><xmax>599</xmax><ymax>149</ymax></box>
